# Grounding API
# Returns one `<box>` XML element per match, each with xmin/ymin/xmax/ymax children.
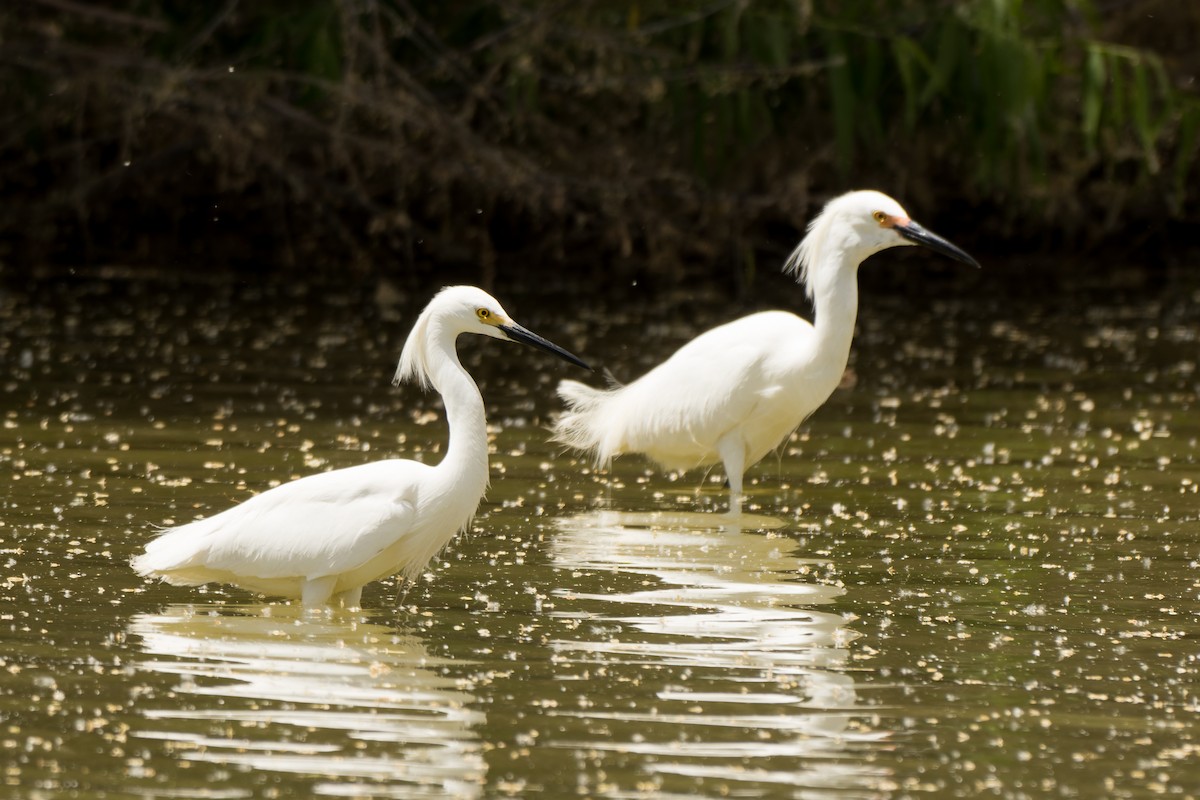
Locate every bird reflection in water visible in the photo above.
<box><xmin>127</xmin><ymin>607</ymin><xmax>485</xmax><ymax>798</ymax></box>
<box><xmin>549</xmin><ymin>511</ymin><xmax>893</xmax><ymax>796</ymax></box>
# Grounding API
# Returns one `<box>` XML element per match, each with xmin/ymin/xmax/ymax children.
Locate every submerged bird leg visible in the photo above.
<box><xmin>301</xmin><ymin>575</ymin><xmax>338</xmax><ymax>607</ymax></box>
<box><xmin>717</xmin><ymin>432</ymin><xmax>745</xmax><ymax>517</ymax></box>
<box><xmin>335</xmin><ymin>585</ymin><xmax>363</xmax><ymax>610</ymax></box>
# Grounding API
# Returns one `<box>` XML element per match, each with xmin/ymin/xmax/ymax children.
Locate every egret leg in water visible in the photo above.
<box><xmin>553</xmin><ymin>190</ymin><xmax>979</xmax><ymax>516</ymax></box>
<box><xmin>134</xmin><ymin>286</ymin><xmax>591</xmax><ymax>608</ymax></box>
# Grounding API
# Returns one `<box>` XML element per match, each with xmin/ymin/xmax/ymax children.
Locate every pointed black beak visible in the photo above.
<box><xmin>499</xmin><ymin>323</ymin><xmax>593</xmax><ymax>371</ymax></box>
<box><xmin>896</xmin><ymin>221</ymin><xmax>980</xmax><ymax>268</ymax></box>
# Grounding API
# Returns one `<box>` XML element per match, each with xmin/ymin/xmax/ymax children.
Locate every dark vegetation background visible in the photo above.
<box><xmin>2</xmin><ymin>0</ymin><xmax>1198</xmax><ymax>291</ymax></box>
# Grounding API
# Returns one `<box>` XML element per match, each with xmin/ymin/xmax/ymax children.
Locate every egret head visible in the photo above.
<box><xmin>784</xmin><ymin>190</ymin><xmax>979</xmax><ymax>298</ymax></box>
<box><xmin>394</xmin><ymin>286</ymin><xmax>590</xmax><ymax>388</ymax></box>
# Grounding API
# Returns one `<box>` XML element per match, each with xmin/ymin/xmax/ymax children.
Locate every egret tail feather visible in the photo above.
<box><xmin>553</xmin><ymin>380</ymin><xmax>618</xmax><ymax>464</ymax></box>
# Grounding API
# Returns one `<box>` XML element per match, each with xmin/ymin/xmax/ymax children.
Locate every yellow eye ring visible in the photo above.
<box><xmin>873</xmin><ymin>210</ymin><xmax>889</xmax><ymax>224</ymax></box>
<box><xmin>476</xmin><ymin>308</ymin><xmax>491</xmax><ymax>321</ymax></box>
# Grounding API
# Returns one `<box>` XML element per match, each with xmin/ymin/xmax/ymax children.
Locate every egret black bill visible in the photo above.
<box><xmin>896</xmin><ymin>221</ymin><xmax>980</xmax><ymax>268</ymax></box>
<box><xmin>500</xmin><ymin>323</ymin><xmax>593</xmax><ymax>371</ymax></box>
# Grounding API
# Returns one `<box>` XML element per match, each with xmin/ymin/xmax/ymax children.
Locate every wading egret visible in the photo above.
<box><xmin>133</xmin><ymin>286</ymin><xmax>591</xmax><ymax>607</ymax></box>
<box><xmin>553</xmin><ymin>190</ymin><xmax>979</xmax><ymax>516</ymax></box>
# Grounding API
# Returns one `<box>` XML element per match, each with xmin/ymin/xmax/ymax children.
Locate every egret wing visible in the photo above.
<box><xmin>149</xmin><ymin>460</ymin><xmax>427</xmax><ymax>580</ymax></box>
<box><xmin>614</xmin><ymin>312</ymin><xmax>805</xmax><ymax>460</ymax></box>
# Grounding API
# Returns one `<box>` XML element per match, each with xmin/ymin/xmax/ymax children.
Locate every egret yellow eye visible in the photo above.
<box><xmin>476</xmin><ymin>308</ymin><xmax>492</xmax><ymax>321</ymax></box>
<box><xmin>873</xmin><ymin>210</ymin><xmax>889</xmax><ymax>224</ymax></box>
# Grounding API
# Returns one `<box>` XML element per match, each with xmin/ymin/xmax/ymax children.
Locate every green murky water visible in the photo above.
<box><xmin>2</xmin><ymin>266</ymin><xmax>1198</xmax><ymax>799</ymax></box>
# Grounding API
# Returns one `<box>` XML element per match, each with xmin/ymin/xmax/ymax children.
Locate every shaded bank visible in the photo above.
<box><xmin>2</xmin><ymin>0</ymin><xmax>1198</xmax><ymax>287</ymax></box>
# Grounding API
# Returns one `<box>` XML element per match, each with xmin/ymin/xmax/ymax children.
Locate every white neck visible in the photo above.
<box><xmin>422</xmin><ymin>322</ymin><xmax>490</xmax><ymax>494</ymax></box>
<box><xmin>808</xmin><ymin>247</ymin><xmax>862</xmax><ymax>388</ymax></box>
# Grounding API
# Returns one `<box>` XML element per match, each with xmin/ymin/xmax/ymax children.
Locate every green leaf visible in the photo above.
<box><xmin>1109</xmin><ymin>54</ymin><xmax>1127</xmax><ymax>128</ymax></box>
<box><xmin>920</xmin><ymin>18</ymin><xmax>962</xmax><ymax>106</ymax></box>
<box><xmin>1129</xmin><ymin>60</ymin><xmax>1160</xmax><ymax>173</ymax></box>
<box><xmin>891</xmin><ymin>36</ymin><xmax>919</xmax><ymax>129</ymax></box>
<box><xmin>720</xmin><ymin>4</ymin><xmax>740</xmax><ymax>61</ymax></box>
<box><xmin>860</xmin><ymin>39</ymin><xmax>885</xmax><ymax>143</ymax></box>
<box><xmin>1173</xmin><ymin>103</ymin><xmax>1200</xmax><ymax>205</ymax></box>
<box><xmin>825</xmin><ymin>32</ymin><xmax>856</xmax><ymax>172</ymax></box>
<box><xmin>1082</xmin><ymin>45</ymin><xmax>1106</xmax><ymax>151</ymax></box>
<box><xmin>1149</xmin><ymin>55</ymin><xmax>1175</xmax><ymax>122</ymax></box>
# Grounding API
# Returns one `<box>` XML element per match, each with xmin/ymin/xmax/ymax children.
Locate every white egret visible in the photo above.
<box><xmin>133</xmin><ymin>285</ymin><xmax>591</xmax><ymax>607</ymax></box>
<box><xmin>553</xmin><ymin>190</ymin><xmax>979</xmax><ymax>516</ymax></box>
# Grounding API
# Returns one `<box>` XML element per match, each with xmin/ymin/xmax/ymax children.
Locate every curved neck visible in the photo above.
<box><xmin>809</xmin><ymin>251</ymin><xmax>861</xmax><ymax>385</ymax></box>
<box><xmin>423</xmin><ymin>325</ymin><xmax>489</xmax><ymax>489</ymax></box>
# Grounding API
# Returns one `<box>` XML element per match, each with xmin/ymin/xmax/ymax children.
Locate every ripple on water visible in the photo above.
<box><xmin>545</xmin><ymin>511</ymin><xmax>892</xmax><ymax>798</ymax></box>
<box><xmin>127</xmin><ymin>607</ymin><xmax>486</xmax><ymax>798</ymax></box>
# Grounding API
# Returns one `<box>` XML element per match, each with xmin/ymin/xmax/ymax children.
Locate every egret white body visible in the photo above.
<box><xmin>553</xmin><ymin>190</ymin><xmax>979</xmax><ymax>515</ymax></box>
<box><xmin>133</xmin><ymin>286</ymin><xmax>590</xmax><ymax>607</ymax></box>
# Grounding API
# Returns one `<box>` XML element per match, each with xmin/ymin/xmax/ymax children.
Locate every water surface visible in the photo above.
<box><xmin>1</xmin><ymin>266</ymin><xmax>1197</xmax><ymax>798</ymax></box>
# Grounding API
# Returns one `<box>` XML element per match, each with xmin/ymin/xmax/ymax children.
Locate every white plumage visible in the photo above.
<box><xmin>554</xmin><ymin>190</ymin><xmax>979</xmax><ymax>515</ymax></box>
<box><xmin>134</xmin><ymin>285</ymin><xmax>590</xmax><ymax>607</ymax></box>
